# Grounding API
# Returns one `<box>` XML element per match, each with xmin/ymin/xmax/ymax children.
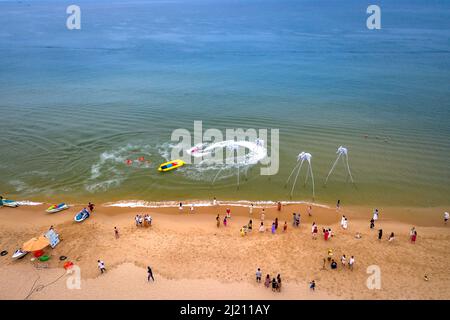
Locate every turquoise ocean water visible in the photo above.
<box><xmin>0</xmin><ymin>0</ymin><xmax>449</xmax><ymax>207</ymax></box>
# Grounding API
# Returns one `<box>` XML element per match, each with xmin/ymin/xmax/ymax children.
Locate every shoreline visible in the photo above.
<box><xmin>7</xmin><ymin>198</ymin><xmax>448</xmax><ymax>227</ymax></box>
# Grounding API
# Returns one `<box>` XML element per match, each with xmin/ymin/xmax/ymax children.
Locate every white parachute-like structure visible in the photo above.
<box><xmin>285</xmin><ymin>151</ymin><xmax>315</xmax><ymax>199</ymax></box>
<box><xmin>324</xmin><ymin>146</ymin><xmax>355</xmax><ymax>186</ymax></box>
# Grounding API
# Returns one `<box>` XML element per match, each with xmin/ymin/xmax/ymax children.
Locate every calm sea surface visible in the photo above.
<box><xmin>0</xmin><ymin>0</ymin><xmax>449</xmax><ymax>207</ymax></box>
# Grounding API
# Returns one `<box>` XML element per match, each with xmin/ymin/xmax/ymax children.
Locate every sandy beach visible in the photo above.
<box><xmin>0</xmin><ymin>202</ymin><xmax>449</xmax><ymax>300</ymax></box>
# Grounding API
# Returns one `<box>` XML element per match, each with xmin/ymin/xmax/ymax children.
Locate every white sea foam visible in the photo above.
<box><xmin>16</xmin><ymin>200</ymin><xmax>43</xmax><ymax>206</ymax></box>
<box><xmin>103</xmin><ymin>199</ymin><xmax>330</xmax><ymax>209</ymax></box>
<box><xmin>85</xmin><ymin>144</ymin><xmax>154</xmax><ymax>192</ymax></box>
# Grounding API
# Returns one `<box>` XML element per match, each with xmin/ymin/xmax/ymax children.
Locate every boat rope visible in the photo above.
<box><xmin>24</xmin><ymin>268</ymin><xmax>67</xmax><ymax>300</ymax></box>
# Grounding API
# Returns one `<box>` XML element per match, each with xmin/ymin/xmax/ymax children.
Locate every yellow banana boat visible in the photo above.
<box><xmin>158</xmin><ymin>159</ymin><xmax>185</xmax><ymax>172</ymax></box>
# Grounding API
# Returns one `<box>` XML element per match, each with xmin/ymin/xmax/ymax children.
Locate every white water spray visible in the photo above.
<box><xmin>187</xmin><ymin>139</ymin><xmax>266</xmax><ymax>186</ymax></box>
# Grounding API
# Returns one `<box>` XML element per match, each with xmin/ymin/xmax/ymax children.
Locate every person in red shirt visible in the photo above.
<box><xmin>324</xmin><ymin>229</ymin><xmax>329</xmax><ymax>241</ymax></box>
<box><xmin>411</xmin><ymin>231</ymin><xmax>417</xmax><ymax>243</ymax></box>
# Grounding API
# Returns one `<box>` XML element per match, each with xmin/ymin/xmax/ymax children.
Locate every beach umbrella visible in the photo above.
<box><xmin>23</xmin><ymin>236</ymin><xmax>50</xmax><ymax>252</ymax></box>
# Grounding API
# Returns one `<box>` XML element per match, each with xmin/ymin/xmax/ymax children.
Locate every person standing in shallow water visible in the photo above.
<box><xmin>277</xmin><ymin>201</ymin><xmax>282</xmax><ymax>211</ymax></box>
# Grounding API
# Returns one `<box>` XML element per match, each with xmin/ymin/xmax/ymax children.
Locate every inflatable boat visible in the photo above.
<box><xmin>46</xmin><ymin>203</ymin><xmax>69</xmax><ymax>213</ymax></box>
<box><xmin>158</xmin><ymin>159</ymin><xmax>185</xmax><ymax>172</ymax></box>
<box><xmin>74</xmin><ymin>208</ymin><xmax>90</xmax><ymax>222</ymax></box>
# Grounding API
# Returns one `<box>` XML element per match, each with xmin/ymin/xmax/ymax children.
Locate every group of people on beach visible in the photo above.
<box><xmin>135</xmin><ymin>214</ymin><xmax>152</xmax><ymax>227</ymax></box>
<box><xmin>256</xmin><ymin>268</ymin><xmax>283</xmax><ymax>293</ymax></box>
<box><xmin>324</xmin><ymin>249</ymin><xmax>355</xmax><ymax>271</ymax></box>
<box><xmin>215</xmin><ymin>208</ymin><xmax>233</xmax><ymax>228</ymax></box>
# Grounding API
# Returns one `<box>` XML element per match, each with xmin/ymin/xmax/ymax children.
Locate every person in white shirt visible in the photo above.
<box><xmin>311</xmin><ymin>223</ymin><xmax>318</xmax><ymax>239</ymax></box>
<box><xmin>341</xmin><ymin>255</ymin><xmax>347</xmax><ymax>267</ymax></box>
<box><xmin>190</xmin><ymin>205</ymin><xmax>194</xmax><ymax>213</ymax></box>
<box><xmin>213</xmin><ymin>197</ymin><xmax>217</xmax><ymax>206</ymax></box>
<box><xmin>342</xmin><ymin>218</ymin><xmax>348</xmax><ymax>230</ymax></box>
<box><xmin>373</xmin><ymin>209</ymin><xmax>379</xmax><ymax>221</ymax></box>
<box><xmin>260</xmin><ymin>209</ymin><xmax>265</xmax><ymax>222</ymax></box>
<box><xmin>98</xmin><ymin>260</ymin><xmax>106</xmax><ymax>274</ymax></box>
<box><xmin>249</xmin><ymin>204</ymin><xmax>254</xmax><ymax>216</ymax></box>
<box><xmin>388</xmin><ymin>232</ymin><xmax>395</xmax><ymax>242</ymax></box>
<box><xmin>348</xmin><ymin>256</ymin><xmax>355</xmax><ymax>270</ymax></box>
<box><xmin>444</xmin><ymin>212</ymin><xmax>449</xmax><ymax>224</ymax></box>
<box><xmin>259</xmin><ymin>222</ymin><xmax>265</xmax><ymax>232</ymax></box>
<box><xmin>340</xmin><ymin>215</ymin><xmax>346</xmax><ymax>228</ymax></box>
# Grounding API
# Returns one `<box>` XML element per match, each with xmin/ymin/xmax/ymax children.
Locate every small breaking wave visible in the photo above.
<box><xmin>15</xmin><ymin>200</ymin><xmax>43</xmax><ymax>206</ymax></box>
<box><xmin>103</xmin><ymin>199</ymin><xmax>330</xmax><ymax>209</ymax></box>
